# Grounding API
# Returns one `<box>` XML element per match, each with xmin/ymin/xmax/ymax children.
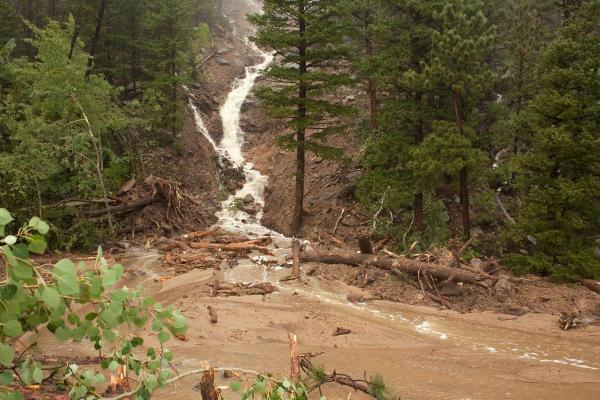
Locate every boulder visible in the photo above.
<box><xmin>346</xmin><ymin>170</ymin><xmax>362</xmax><ymax>182</ymax></box>
<box><xmin>243</xmin><ymin>194</ymin><xmax>255</xmax><ymax>205</ymax></box>
<box><xmin>240</xmin><ymin>203</ymin><xmax>261</xmax><ymax>215</ymax></box>
<box><xmin>494</xmin><ymin>278</ymin><xmax>513</xmax><ymax>302</ymax></box>
<box><xmin>470</xmin><ymin>258</ymin><xmax>484</xmax><ymax>270</ymax></box>
<box><xmin>216</xmin><ymin>57</ymin><xmax>230</xmax><ymax>66</ymax></box>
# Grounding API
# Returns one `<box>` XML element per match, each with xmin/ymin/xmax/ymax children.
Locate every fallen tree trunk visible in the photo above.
<box><xmin>188</xmin><ymin>240</ymin><xmax>272</xmax><ymax>255</ymax></box>
<box><xmin>300</xmin><ymin>251</ymin><xmax>481</xmax><ymax>285</ymax></box>
<box><xmin>81</xmin><ymin>197</ymin><xmax>153</xmax><ymax>217</ymax></box>
<box><xmin>207</xmin><ymin>282</ymin><xmax>277</xmax><ymax>296</ymax></box>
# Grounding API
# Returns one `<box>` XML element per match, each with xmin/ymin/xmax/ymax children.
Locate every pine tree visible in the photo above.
<box><xmin>250</xmin><ymin>0</ymin><xmax>351</xmax><ymax>235</ymax></box>
<box><xmin>424</xmin><ymin>0</ymin><xmax>496</xmax><ymax>239</ymax></box>
<box><xmin>145</xmin><ymin>0</ymin><xmax>196</xmax><ymax>136</ymax></box>
<box><xmin>102</xmin><ymin>0</ymin><xmax>149</xmax><ymax>94</ymax></box>
<box><xmin>0</xmin><ymin>0</ymin><xmax>23</xmax><ymax>48</ymax></box>
<box><xmin>339</xmin><ymin>0</ymin><xmax>381</xmax><ymax>130</ymax></box>
<box><xmin>507</xmin><ymin>0</ymin><xmax>600</xmax><ymax>280</ymax></box>
<box><xmin>504</xmin><ymin>0</ymin><xmax>547</xmax><ymax>155</ymax></box>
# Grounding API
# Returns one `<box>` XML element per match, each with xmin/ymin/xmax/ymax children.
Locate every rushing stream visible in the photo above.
<box><xmin>186</xmin><ymin>34</ymin><xmax>600</xmax><ymax>378</ymax></box>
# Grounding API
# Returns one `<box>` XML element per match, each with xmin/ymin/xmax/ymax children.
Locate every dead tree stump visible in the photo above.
<box><xmin>289</xmin><ymin>333</ymin><xmax>300</xmax><ymax>383</ymax></box>
<box><xmin>292</xmin><ymin>239</ymin><xmax>301</xmax><ymax>276</ymax></box>
<box><xmin>200</xmin><ymin>369</ymin><xmax>219</xmax><ymax>400</ymax></box>
<box><xmin>358</xmin><ymin>236</ymin><xmax>374</xmax><ymax>254</ymax></box>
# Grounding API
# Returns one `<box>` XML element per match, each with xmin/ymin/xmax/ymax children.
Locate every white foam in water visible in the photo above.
<box><xmin>189</xmin><ymin>100</ymin><xmax>218</xmax><ymax>150</ymax></box>
<box><xmin>415</xmin><ymin>321</ymin><xmax>449</xmax><ymax>340</ymax></box>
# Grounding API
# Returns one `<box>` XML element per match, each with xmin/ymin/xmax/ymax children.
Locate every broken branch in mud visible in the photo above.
<box><xmin>558</xmin><ymin>312</ymin><xmax>583</xmax><ymax>331</ymax></box>
<box><xmin>207</xmin><ymin>282</ymin><xmax>277</xmax><ymax>297</ymax></box>
<box><xmin>332</xmin><ymin>327</ymin><xmax>352</xmax><ymax>337</ymax></box>
<box><xmin>332</xmin><ymin>208</ymin><xmax>345</xmax><ymax>236</ymax></box>
<box><xmin>299</xmin><ymin>353</ymin><xmax>379</xmax><ymax>398</ymax></box>
<box><xmin>207</xmin><ymin>306</ymin><xmax>218</xmax><ymax>324</ymax></box>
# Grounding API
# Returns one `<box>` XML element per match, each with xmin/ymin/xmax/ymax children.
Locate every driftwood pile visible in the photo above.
<box><xmin>157</xmin><ymin>229</ymin><xmax>274</xmax><ymax>274</ymax></box>
<box><xmin>153</xmin><ymin>229</ymin><xmax>280</xmax><ymax>298</ymax></box>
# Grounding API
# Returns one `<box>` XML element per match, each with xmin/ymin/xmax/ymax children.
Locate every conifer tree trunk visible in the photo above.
<box><xmin>170</xmin><ymin>46</ymin><xmax>177</xmax><ymax>137</ymax></box>
<box><xmin>86</xmin><ymin>0</ymin><xmax>107</xmax><ymax>79</ymax></box>
<box><xmin>292</xmin><ymin>0</ymin><xmax>307</xmax><ymax>235</ymax></box>
<box><xmin>68</xmin><ymin>18</ymin><xmax>79</xmax><ymax>60</ymax></box>
<box><xmin>48</xmin><ymin>0</ymin><xmax>58</xmax><ymax>18</ymax></box>
<box><xmin>452</xmin><ymin>90</ymin><xmax>471</xmax><ymax>239</ymax></box>
<box><xmin>413</xmin><ymin>95</ymin><xmax>425</xmax><ymax>233</ymax></box>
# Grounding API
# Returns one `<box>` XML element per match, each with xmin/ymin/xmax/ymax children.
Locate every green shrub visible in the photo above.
<box><xmin>0</xmin><ymin>209</ymin><xmax>187</xmax><ymax>399</ymax></box>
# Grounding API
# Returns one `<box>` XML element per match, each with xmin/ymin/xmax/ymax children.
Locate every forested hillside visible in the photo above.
<box><xmin>0</xmin><ymin>0</ymin><xmax>220</xmax><ymax>247</ymax></box>
<box><xmin>250</xmin><ymin>0</ymin><xmax>600</xmax><ymax>281</ymax></box>
<box><xmin>1</xmin><ymin>1</ymin><xmax>600</xmax><ymax>400</ymax></box>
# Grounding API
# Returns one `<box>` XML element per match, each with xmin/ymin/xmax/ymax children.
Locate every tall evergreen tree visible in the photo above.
<box><xmin>145</xmin><ymin>0</ymin><xmax>196</xmax><ymax>136</ymax></box>
<box><xmin>0</xmin><ymin>0</ymin><xmax>23</xmax><ymax>47</ymax></box>
<box><xmin>507</xmin><ymin>0</ymin><xmax>600</xmax><ymax>280</ymax></box>
<box><xmin>423</xmin><ymin>0</ymin><xmax>496</xmax><ymax>239</ymax></box>
<box><xmin>250</xmin><ymin>0</ymin><xmax>351</xmax><ymax>235</ymax></box>
<box><xmin>358</xmin><ymin>0</ymin><xmax>446</xmax><ymax>241</ymax></box>
<box><xmin>504</xmin><ymin>0</ymin><xmax>547</xmax><ymax>155</ymax></box>
<box><xmin>339</xmin><ymin>0</ymin><xmax>381</xmax><ymax>130</ymax></box>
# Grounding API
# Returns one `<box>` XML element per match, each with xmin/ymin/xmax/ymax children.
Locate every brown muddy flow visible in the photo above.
<box><xmin>35</xmin><ymin>244</ymin><xmax>600</xmax><ymax>400</ymax></box>
<box><xmin>142</xmin><ymin>249</ymin><xmax>600</xmax><ymax>400</ymax></box>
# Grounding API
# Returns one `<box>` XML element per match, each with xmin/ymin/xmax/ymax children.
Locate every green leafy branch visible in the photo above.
<box><xmin>0</xmin><ymin>209</ymin><xmax>187</xmax><ymax>400</ymax></box>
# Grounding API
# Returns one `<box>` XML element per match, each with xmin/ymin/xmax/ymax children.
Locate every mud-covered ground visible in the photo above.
<box><xmin>35</xmin><ymin>243</ymin><xmax>600</xmax><ymax>400</ymax></box>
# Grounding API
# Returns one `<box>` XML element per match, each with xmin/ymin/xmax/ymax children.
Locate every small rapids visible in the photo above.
<box><xmin>187</xmin><ymin>40</ymin><xmax>600</xmax><ymax>374</ymax></box>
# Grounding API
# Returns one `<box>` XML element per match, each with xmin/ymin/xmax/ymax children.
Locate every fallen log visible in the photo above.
<box><xmin>207</xmin><ymin>282</ymin><xmax>277</xmax><ymax>296</ymax></box>
<box><xmin>182</xmin><ymin>228</ymin><xmax>219</xmax><ymax>239</ymax></box>
<box><xmin>157</xmin><ymin>239</ymin><xmax>192</xmax><ymax>251</ymax></box>
<box><xmin>188</xmin><ymin>241</ymin><xmax>272</xmax><ymax>255</ymax></box>
<box><xmin>300</xmin><ymin>251</ymin><xmax>482</xmax><ymax>286</ymax></box>
<box><xmin>81</xmin><ymin>197</ymin><xmax>154</xmax><ymax>217</ymax></box>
